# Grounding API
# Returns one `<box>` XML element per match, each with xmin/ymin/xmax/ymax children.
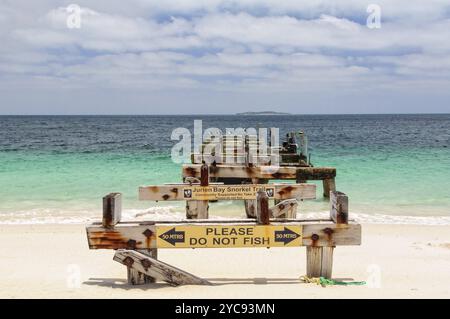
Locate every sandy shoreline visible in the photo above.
<box><xmin>0</xmin><ymin>224</ymin><xmax>449</xmax><ymax>298</ymax></box>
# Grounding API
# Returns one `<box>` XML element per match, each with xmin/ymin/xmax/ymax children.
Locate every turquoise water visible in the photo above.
<box><xmin>0</xmin><ymin>115</ymin><xmax>449</xmax><ymax>223</ymax></box>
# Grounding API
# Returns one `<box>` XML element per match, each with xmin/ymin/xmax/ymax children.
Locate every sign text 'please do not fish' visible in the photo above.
<box><xmin>157</xmin><ymin>225</ymin><xmax>303</xmax><ymax>248</ymax></box>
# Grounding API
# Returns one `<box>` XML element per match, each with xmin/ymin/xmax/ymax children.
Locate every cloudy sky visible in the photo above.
<box><xmin>0</xmin><ymin>0</ymin><xmax>449</xmax><ymax>114</ymax></box>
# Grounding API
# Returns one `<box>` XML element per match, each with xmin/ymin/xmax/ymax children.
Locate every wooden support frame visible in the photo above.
<box><xmin>89</xmin><ymin>186</ymin><xmax>360</xmax><ymax>285</ymax></box>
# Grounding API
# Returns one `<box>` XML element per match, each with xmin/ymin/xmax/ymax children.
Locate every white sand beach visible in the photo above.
<box><xmin>0</xmin><ymin>223</ymin><xmax>449</xmax><ymax>298</ymax></box>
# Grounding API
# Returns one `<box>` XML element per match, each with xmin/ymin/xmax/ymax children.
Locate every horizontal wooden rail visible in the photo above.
<box><xmin>182</xmin><ymin>164</ymin><xmax>336</xmax><ymax>180</ymax></box>
<box><xmin>86</xmin><ymin>220</ymin><xmax>361</xmax><ymax>250</ymax></box>
<box><xmin>139</xmin><ymin>183</ymin><xmax>316</xmax><ymax>201</ymax></box>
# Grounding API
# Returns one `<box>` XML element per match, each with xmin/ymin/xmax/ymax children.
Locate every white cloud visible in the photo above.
<box><xmin>0</xmin><ymin>0</ymin><xmax>450</xmax><ymax>113</ymax></box>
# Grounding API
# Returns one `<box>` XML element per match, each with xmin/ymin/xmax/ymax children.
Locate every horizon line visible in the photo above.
<box><xmin>1</xmin><ymin>112</ymin><xmax>450</xmax><ymax>116</ymax></box>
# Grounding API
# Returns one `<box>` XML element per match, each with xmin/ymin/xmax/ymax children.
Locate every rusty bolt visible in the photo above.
<box><xmin>141</xmin><ymin>258</ymin><xmax>152</xmax><ymax>270</ymax></box>
<box><xmin>142</xmin><ymin>229</ymin><xmax>153</xmax><ymax>238</ymax></box>
<box><xmin>323</xmin><ymin>228</ymin><xmax>333</xmax><ymax>236</ymax></box>
<box><xmin>127</xmin><ymin>239</ymin><xmax>137</xmax><ymax>249</ymax></box>
<box><xmin>123</xmin><ymin>256</ymin><xmax>134</xmax><ymax>267</ymax></box>
<box><xmin>311</xmin><ymin>234</ymin><xmax>319</xmax><ymax>241</ymax></box>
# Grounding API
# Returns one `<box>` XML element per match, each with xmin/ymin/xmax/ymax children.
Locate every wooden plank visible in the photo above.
<box><xmin>330</xmin><ymin>191</ymin><xmax>348</xmax><ymax>224</ymax></box>
<box><xmin>102</xmin><ymin>193</ymin><xmax>122</xmax><ymax>228</ymax></box>
<box><xmin>270</xmin><ymin>199</ymin><xmax>298</xmax><ymax>218</ymax></box>
<box><xmin>139</xmin><ymin>183</ymin><xmax>316</xmax><ymax>201</ymax></box>
<box><xmin>86</xmin><ymin>221</ymin><xmax>361</xmax><ymax>249</ymax></box>
<box><xmin>114</xmin><ymin>249</ymin><xmax>210</xmax><ymax>286</ymax></box>
<box><xmin>183</xmin><ymin>164</ymin><xmax>336</xmax><ymax>180</ymax></box>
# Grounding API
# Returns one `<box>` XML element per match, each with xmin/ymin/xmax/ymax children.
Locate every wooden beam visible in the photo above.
<box><xmin>113</xmin><ymin>249</ymin><xmax>210</xmax><ymax>286</ymax></box>
<box><xmin>139</xmin><ymin>183</ymin><xmax>316</xmax><ymax>201</ymax></box>
<box><xmin>183</xmin><ymin>164</ymin><xmax>336</xmax><ymax>180</ymax></box>
<box><xmin>86</xmin><ymin>220</ymin><xmax>361</xmax><ymax>249</ymax></box>
<box><xmin>102</xmin><ymin>193</ymin><xmax>122</xmax><ymax>228</ymax></box>
<box><xmin>330</xmin><ymin>191</ymin><xmax>348</xmax><ymax>224</ymax></box>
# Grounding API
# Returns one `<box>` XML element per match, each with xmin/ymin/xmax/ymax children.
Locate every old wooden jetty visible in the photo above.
<box><xmin>183</xmin><ymin>131</ymin><xmax>337</xmax><ymax>198</ymax></box>
<box><xmin>86</xmin><ymin>161</ymin><xmax>361</xmax><ymax>286</ymax></box>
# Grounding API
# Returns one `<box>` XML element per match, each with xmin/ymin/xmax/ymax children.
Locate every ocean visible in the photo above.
<box><xmin>0</xmin><ymin>114</ymin><xmax>449</xmax><ymax>224</ymax></box>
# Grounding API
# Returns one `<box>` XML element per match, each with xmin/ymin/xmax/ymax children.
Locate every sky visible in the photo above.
<box><xmin>0</xmin><ymin>0</ymin><xmax>450</xmax><ymax>114</ymax></box>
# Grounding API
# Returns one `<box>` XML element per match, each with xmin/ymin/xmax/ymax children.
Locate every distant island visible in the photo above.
<box><xmin>235</xmin><ymin>111</ymin><xmax>291</xmax><ymax>116</ymax></box>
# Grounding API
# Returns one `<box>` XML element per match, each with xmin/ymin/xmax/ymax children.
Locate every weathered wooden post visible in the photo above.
<box><xmin>330</xmin><ymin>191</ymin><xmax>348</xmax><ymax>224</ymax></box>
<box><xmin>200</xmin><ymin>161</ymin><xmax>209</xmax><ymax>186</ymax></box>
<box><xmin>306</xmin><ymin>245</ymin><xmax>333</xmax><ymax>278</ymax></box>
<box><xmin>256</xmin><ymin>189</ymin><xmax>270</xmax><ymax>225</ymax></box>
<box><xmin>186</xmin><ymin>162</ymin><xmax>209</xmax><ymax>219</ymax></box>
<box><xmin>305</xmin><ymin>191</ymin><xmax>348</xmax><ymax>278</ymax></box>
<box><xmin>102</xmin><ymin>193</ymin><xmax>122</xmax><ymax>228</ymax></box>
<box><xmin>323</xmin><ymin>178</ymin><xmax>336</xmax><ymax>198</ymax></box>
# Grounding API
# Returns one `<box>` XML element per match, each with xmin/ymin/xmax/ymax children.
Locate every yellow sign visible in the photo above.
<box><xmin>156</xmin><ymin>225</ymin><xmax>303</xmax><ymax>248</ymax></box>
<box><xmin>183</xmin><ymin>185</ymin><xmax>275</xmax><ymax>200</ymax></box>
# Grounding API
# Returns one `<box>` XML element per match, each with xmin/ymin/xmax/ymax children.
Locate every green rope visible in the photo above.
<box><xmin>300</xmin><ymin>275</ymin><xmax>366</xmax><ymax>287</ymax></box>
<box><xmin>319</xmin><ymin>277</ymin><xmax>366</xmax><ymax>286</ymax></box>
